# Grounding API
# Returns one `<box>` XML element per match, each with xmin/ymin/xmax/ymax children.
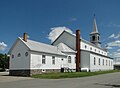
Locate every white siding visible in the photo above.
<box><xmin>81</xmin><ymin>41</ymin><xmax>107</xmax><ymax>56</ymax></box>
<box><xmin>90</xmin><ymin>53</ymin><xmax>113</xmax><ymax>71</ymax></box>
<box><xmin>81</xmin><ymin>51</ymin><xmax>90</xmax><ymax>69</ymax></box>
<box><xmin>10</xmin><ymin>40</ymin><xmax>30</xmax><ymax>70</ymax></box>
<box><xmin>30</xmin><ymin>52</ymin><xmax>76</xmax><ymax>69</ymax></box>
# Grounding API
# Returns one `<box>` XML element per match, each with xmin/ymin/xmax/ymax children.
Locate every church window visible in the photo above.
<box><xmin>25</xmin><ymin>52</ymin><xmax>28</xmax><ymax>56</ymax></box>
<box><xmin>98</xmin><ymin>50</ymin><xmax>100</xmax><ymax>53</ymax></box>
<box><xmin>42</xmin><ymin>55</ymin><xmax>46</xmax><ymax>64</ymax></box>
<box><xmin>99</xmin><ymin>58</ymin><xmax>100</xmax><ymax>65</ymax></box>
<box><xmin>17</xmin><ymin>53</ymin><xmax>21</xmax><ymax>57</ymax></box>
<box><xmin>12</xmin><ymin>54</ymin><xmax>14</xmax><ymax>58</ymax></box>
<box><xmin>98</xmin><ymin>36</ymin><xmax>99</xmax><ymax>40</ymax></box>
<box><xmin>90</xmin><ymin>47</ymin><xmax>92</xmax><ymax>50</ymax></box>
<box><xmin>94</xmin><ymin>57</ymin><xmax>96</xmax><ymax>65</ymax></box>
<box><xmin>95</xmin><ymin>49</ymin><xmax>96</xmax><ymax>52</ymax></box>
<box><xmin>109</xmin><ymin>60</ymin><xmax>110</xmax><ymax>66</ymax></box>
<box><xmin>85</xmin><ymin>45</ymin><xmax>87</xmax><ymax>49</ymax></box>
<box><xmin>68</xmin><ymin>56</ymin><xmax>71</xmax><ymax>63</ymax></box>
<box><xmin>92</xmin><ymin>36</ymin><xmax>95</xmax><ymax>41</ymax></box>
<box><xmin>52</xmin><ymin>56</ymin><xmax>55</xmax><ymax>65</ymax></box>
<box><xmin>106</xmin><ymin>60</ymin><xmax>107</xmax><ymax>66</ymax></box>
<box><xmin>61</xmin><ymin>58</ymin><xmax>64</xmax><ymax>61</ymax></box>
<box><xmin>103</xmin><ymin>59</ymin><xmax>104</xmax><ymax>65</ymax></box>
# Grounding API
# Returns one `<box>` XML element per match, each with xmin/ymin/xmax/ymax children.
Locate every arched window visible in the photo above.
<box><xmin>92</xmin><ymin>36</ymin><xmax>95</xmax><ymax>41</ymax></box>
<box><xmin>95</xmin><ymin>49</ymin><xmax>96</xmax><ymax>52</ymax></box>
<box><xmin>98</xmin><ymin>36</ymin><xmax>99</xmax><ymax>40</ymax></box>
<box><xmin>106</xmin><ymin>60</ymin><xmax>107</xmax><ymax>66</ymax></box>
<box><xmin>25</xmin><ymin>52</ymin><xmax>28</xmax><ymax>56</ymax></box>
<box><xmin>12</xmin><ymin>54</ymin><xmax>14</xmax><ymax>58</ymax></box>
<box><xmin>90</xmin><ymin>47</ymin><xmax>92</xmax><ymax>50</ymax></box>
<box><xmin>99</xmin><ymin>58</ymin><xmax>100</xmax><ymax>65</ymax></box>
<box><xmin>103</xmin><ymin>59</ymin><xmax>104</xmax><ymax>65</ymax></box>
<box><xmin>94</xmin><ymin>57</ymin><xmax>96</xmax><ymax>65</ymax></box>
<box><xmin>109</xmin><ymin>60</ymin><xmax>110</xmax><ymax>66</ymax></box>
<box><xmin>17</xmin><ymin>53</ymin><xmax>21</xmax><ymax>57</ymax></box>
<box><xmin>68</xmin><ymin>56</ymin><xmax>71</xmax><ymax>63</ymax></box>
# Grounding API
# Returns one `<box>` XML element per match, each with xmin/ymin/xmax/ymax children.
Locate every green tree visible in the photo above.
<box><xmin>0</xmin><ymin>53</ymin><xmax>9</xmax><ymax>71</ymax></box>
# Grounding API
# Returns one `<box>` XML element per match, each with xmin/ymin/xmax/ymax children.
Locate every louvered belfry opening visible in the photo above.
<box><xmin>76</xmin><ymin>30</ymin><xmax>81</xmax><ymax>72</ymax></box>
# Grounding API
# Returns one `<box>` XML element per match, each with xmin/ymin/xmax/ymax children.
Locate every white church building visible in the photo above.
<box><xmin>8</xmin><ymin>16</ymin><xmax>113</xmax><ymax>76</ymax></box>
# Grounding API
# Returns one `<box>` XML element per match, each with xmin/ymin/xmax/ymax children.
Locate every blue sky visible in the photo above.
<box><xmin>0</xmin><ymin>0</ymin><xmax>120</xmax><ymax>57</ymax></box>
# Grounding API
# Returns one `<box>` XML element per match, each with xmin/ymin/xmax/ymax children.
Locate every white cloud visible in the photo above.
<box><xmin>108</xmin><ymin>51</ymin><xmax>120</xmax><ymax>58</ymax></box>
<box><xmin>71</xmin><ymin>18</ymin><xmax>77</xmax><ymax>21</ymax></box>
<box><xmin>108</xmin><ymin>33</ymin><xmax>120</xmax><ymax>39</ymax></box>
<box><xmin>108</xmin><ymin>34</ymin><xmax>115</xmax><ymax>38</ymax></box>
<box><xmin>117</xmin><ymin>49</ymin><xmax>120</xmax><ymax>52</ymax></box>
<box><xmin>114</xmin><ymin>34</ymin><xmax>120</xmax><ymax>39</ymax></box>
<box><xmin>113</xmin><ymin>52</ymin><xmax>120</xmax><ymax>57</ymax></box>
<box><xmin>102</xmin><ymin>30</ymin><xmax>120</xmax><ymax>58</ymax></box>
<box><xmin>48</xmin><ymin>26</ymin><xmax>74</xmax><ymax>43</ymax></box>
<box><xmin>108</xmin><ymin>53</ymin><xmax>113</xmax><ymax>56</ymax></box>
<box><xmin>106</xmin><ymin>46</ymin><xmax>112</xmax><ymax>49</ymax></box>
<box><xmin>107</xmin><ymin>40</ymin><xmax>120</xmax><ymax>47</ymax></box>
<box><xmin>0</xmin><ymin>42</ymin><xmax>7</xmax><ymax>51</ymax></box>
<box><xmin>107</xmin><ymin>22</ymin><xmax>120</xmax><ymax>28</ymax></box>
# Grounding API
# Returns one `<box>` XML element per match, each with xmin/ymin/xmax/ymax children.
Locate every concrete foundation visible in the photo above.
<box><xmin>9</xmin><ymin>69</ymin><xmax>61</xmax><ymax>76</ymax></box>
<box><xmin>9</xmin><ymin>69</ymin><xmax>31</xmax><ymax>77</ymax></box>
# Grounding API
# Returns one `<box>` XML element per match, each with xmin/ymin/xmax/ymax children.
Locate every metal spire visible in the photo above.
<box><xmin>93</xmin><ymin>14</ymin><xmax>99</xmax><ymax>33</ymax></box>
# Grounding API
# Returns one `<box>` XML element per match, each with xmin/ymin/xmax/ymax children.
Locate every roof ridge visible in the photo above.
<box><xmin>18</xmin><ymin>37</ymin><xmax>67</xmax><ymax>56</ymax></box>
<box><xmin>22</xmin><ymin>37</ymin><xmax>57</xmax><ymax>48</ymax></box>
<box><xmin>56</xmin><ymin>42</ymin><xmax>75</xmax><ymax>52</ymax></box>
<box><xmin>52</xmin><ymin>31</ymin><xmax>76</xmax><ymax>45</ymax></box>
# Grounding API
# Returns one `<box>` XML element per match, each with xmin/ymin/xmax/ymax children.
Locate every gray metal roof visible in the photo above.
<box><xmin>19</xmin><ymin>37</ymin><xmax>66</xmax><ymax>56</ymax></box>
<box><xmin>56</xmin><ymin>42</ymin><xmax>76</xmax><ymax>53</ymax></box>
<box><xmin>90</xmin><ymin>15</ymin><xmax>99</xmax><ymax>34</ymax></box>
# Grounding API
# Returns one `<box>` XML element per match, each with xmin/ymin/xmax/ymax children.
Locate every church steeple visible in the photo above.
<box><xmin>90</xmin><ymin>15</ymin><xmax>101</xmax><ymax>47</ymax></box>
<box><xmin>93</xmin><ymin>14</ymin><xmax>99</xmax><ymax>33</ymax></box>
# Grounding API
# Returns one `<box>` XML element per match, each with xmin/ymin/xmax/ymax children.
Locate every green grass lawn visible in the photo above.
<box><xmin>32</xmin><ymin>70</ymin><xmax>120</xmax><ymax>79</ymax></box>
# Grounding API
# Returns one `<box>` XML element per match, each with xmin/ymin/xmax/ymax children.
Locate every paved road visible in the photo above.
<box><xmin>0</xmin><ymin>72</ymin><xmax>32</xmax><ymax>83</ymax></box>
<box><xmin>0</xmin><ymin>72</ymin><xmax>120</xmax><ymax>88</ymax></box>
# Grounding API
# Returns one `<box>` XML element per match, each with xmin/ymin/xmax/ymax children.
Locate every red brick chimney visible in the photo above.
<box><xmin>76</xmin><ymin>30</ymin><xmax>81</xmax><ymax>72</ymax></box>
<box><xmin>23</xmin><ymin>33</ymin><xmax>27</xmax><ymax>42</ymax></box>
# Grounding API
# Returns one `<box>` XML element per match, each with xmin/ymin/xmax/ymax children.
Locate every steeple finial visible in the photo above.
<box><xmin>94</xmin><ymin>13</ymin><xmax>96</xmax><ymax>17</ymax></box>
